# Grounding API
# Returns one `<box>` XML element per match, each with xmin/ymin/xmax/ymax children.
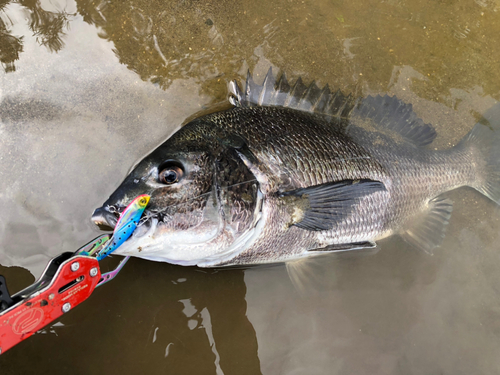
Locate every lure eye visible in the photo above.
<box><xmin>158</xmin><ymin>165</ymin><xmax>183</xmax><ymax>185</ymax></box>
<box><xmin>138</xmin><ymin>197</ymin><xmax>149</xmax><ymax>206</ymax></box>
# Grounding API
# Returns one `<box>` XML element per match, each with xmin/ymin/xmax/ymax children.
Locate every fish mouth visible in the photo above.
<box><xmin>91</xmin><ymin>206</ymin><xmax>119</xmax><ymax>231</ymax></box>
<box><xmin>92</xmin><ymin>205</ymin><xmax>159</xmax><ymax>239</ymax></box>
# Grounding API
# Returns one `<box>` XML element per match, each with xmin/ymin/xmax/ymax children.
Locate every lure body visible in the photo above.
<box><xmin>96</xmin><ymin>194</ymin><xmax>150</xmax><ymax>261</ymax></box>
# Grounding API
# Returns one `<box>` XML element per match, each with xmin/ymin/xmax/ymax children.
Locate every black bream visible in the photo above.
<box><xmin>92</xmin><ymin>69</ymin><xmax>500</xmax><ymax>267</ymax></box>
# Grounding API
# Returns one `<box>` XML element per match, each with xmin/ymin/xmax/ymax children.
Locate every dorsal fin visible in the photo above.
<box><xmin>353</xmin><ymin>95</ymin><xmax>437</xmax><ymax>146</ymax></box>
<box><xmin>229</xmin><ymin>68</ymin><xmax>355</xmax><ymax>119</ymax></box>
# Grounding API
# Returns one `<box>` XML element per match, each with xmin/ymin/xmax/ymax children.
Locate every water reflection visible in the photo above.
<box><xmin>2</xmin><ymin>0</ymin><xmax>499</xmax><ymax>101</ymax></box>
<box><xmin>0</xmin><ymin>258</ymin><xmax>261</xmax><ymax>374</ymax></box>
<box><xmin>0</xmin><ymin>12</ymin><xmax>22</xmax><ymax>73</ymax></box>
<box><xmin>23</xmin><ymin>0</ymin><xmax>73</xmax><ymax>52</ymax></box>
<box><xmin>0</xmin><ymin>0</ymin><xmax>74</xmax><ymax>72</ymax></box>
<box><xmin>75</xmin><ymin>0</ymin><xmax>283</xmax><ymax>99</ymax></box>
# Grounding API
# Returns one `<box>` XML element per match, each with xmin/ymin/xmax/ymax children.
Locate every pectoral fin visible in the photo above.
<box><xmin>280</xmin><ymin>179</ymin><xmax>386</xmax><ymax>231</ymax></box>
<box><xmin>401</xmin><ymin>196</ymin><xmax>453</xmax><ymax>254</ymax></box>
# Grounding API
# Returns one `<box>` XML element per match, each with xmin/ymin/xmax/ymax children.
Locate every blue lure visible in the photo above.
<box><xmin>96</xmin><ymin>194</ymin><xmax>150</xmax><ymax>261</ymax></box>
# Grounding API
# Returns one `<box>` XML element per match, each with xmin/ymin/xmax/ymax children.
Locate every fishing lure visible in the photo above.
<box><xmin>96</xmin><ymin>194</ymin><xmax>150</xmax><ymax>261</ymax></box>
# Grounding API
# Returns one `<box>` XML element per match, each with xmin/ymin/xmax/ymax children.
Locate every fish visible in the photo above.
<box><xmin>91</xmin><ymin>68</ymin><xmax>500</xmax><ymax>268</ymax></box>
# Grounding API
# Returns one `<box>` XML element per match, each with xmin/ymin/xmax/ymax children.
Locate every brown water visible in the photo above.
<box><xmin>1</xmin><ymin>0</ymin><xmax>500</xmax><ymax>373</ymax></box>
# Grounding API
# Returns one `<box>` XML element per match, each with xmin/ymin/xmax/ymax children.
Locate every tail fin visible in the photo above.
<box><xmin>461</xmin><ymin>123</ymin><xmax>500</xmax><ymax>204</ymax></box>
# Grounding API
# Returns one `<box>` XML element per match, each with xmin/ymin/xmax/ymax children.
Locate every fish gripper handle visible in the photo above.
<box><xmin>0</xmin><ymin>275</ymin><xmax>13</xmax><ymax>312</ymax></box>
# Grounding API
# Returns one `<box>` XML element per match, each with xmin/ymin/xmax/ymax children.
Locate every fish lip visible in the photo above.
<box><xmin>91</xmin><ymin>206</ymin><xmax>119</xmax><ymax>230</ymax></box>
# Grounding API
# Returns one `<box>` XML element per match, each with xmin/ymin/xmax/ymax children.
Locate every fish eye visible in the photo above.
<box><xmin>158</xmin><ymin>162</ymin><xmax>184</xmax><ymax>185</ymax></box>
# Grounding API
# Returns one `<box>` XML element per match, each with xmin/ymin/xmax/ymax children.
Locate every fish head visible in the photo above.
<box><xmin>92</xmin><ymin>122</ymin><xmax>261</xmax><ymax>266</ymax></box>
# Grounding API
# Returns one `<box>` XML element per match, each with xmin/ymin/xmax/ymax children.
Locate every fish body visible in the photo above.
<box><xmin>91</xmin><ymin>69</ymin><xmax>500</xmax><ymax>267</ymax></box>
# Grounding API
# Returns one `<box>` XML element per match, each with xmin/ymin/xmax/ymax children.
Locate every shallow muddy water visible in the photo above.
<box><xmin>1</xmin><ymin>0</ymin><xmax>500</xmax><ymax>373</ymax></box>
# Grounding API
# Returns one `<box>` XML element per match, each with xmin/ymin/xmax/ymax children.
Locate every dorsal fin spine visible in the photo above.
<box><xmin>273</xmin><ymin>73</ymin><xmax>290</xmax><ymax>106</ymax></box>
<box><xmin>259</xmin><ymin>67</ymin><xmax>276</xmax><ymax>105</ymax></box>
<box><xmin>228</xmin><ymin>69</ymin><xmax>355</xmax><ymax>119</ymax></box>
<box><xmin>287</xmin><ymin>77</ymin><xmax>306</xmax><ymax>108</ymax></box>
